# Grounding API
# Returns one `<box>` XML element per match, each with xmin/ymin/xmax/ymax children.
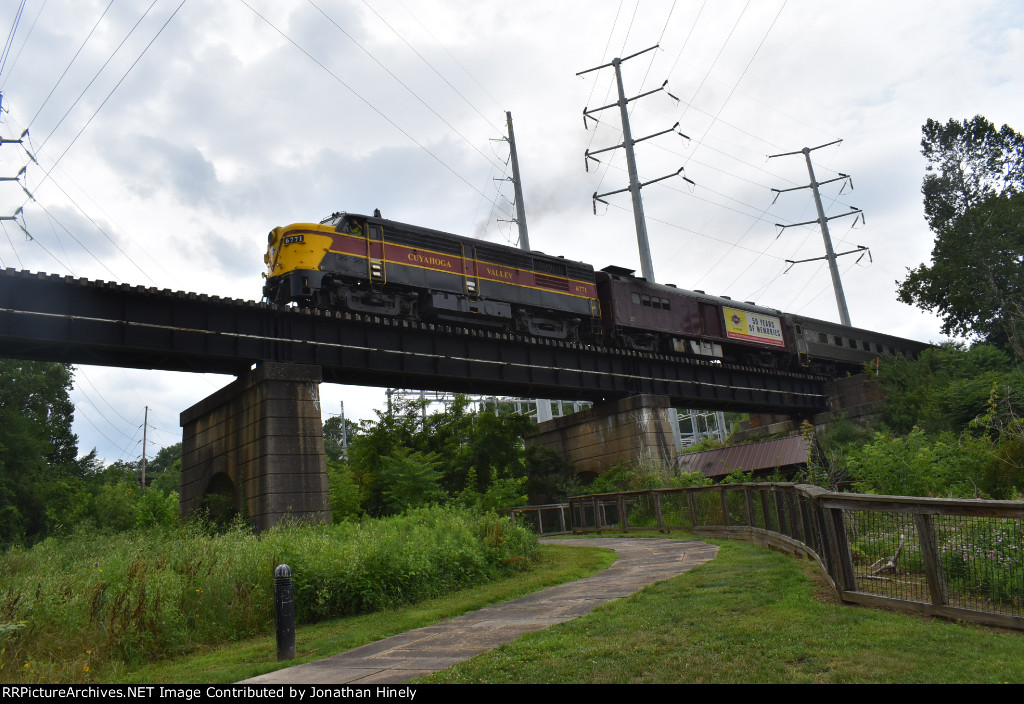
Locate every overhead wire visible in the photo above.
<box><xmin>358</xmin><ymin>0</ymin><xmax>516</xmax><ymax>238</ymax></box>
<box><xmin>682</xmin><ymin>1</ymin><xmax>787</xmax><ymax>166</ymax></box>
<box><xmin>307</xmin><ymin>0</ymin><xmax>506</xmax><ymax>173</ymax></box>
<box><xmin>26</xmin><ymin>0</ymin><xmax>115</xmax><ymax>131</ymax></box>
<box><xmin>238</xmin><ymin>0</ymin><xmax>510</xmax><ymax>217</ymax></box>
<box><xmin>360</xmin><ymin>0</ymin><xmax>502</xmax><ymax>134</ymax></box>
<box><xmin>32</xmin><ymin>0</ymin><xmax>160</xmax><ymax>155</ymax></box>
<box><xmin>0</xmin><ymin>0</ymin><xmax>47</xmax><ymax>91</ymax></box>
<box><xmin>0</xmin><ymin>0</ymin><xmax>27</xmax><ymax>84</ymax></box>
<box><xmin>9</xmin><ymin>2</ymin><xmax>188</xmax><ymax>284</ymax></box>
<box><xmin>394</xmin><ymin>0</ymin><xmax>504</xmax><ymax>114</ymax></box>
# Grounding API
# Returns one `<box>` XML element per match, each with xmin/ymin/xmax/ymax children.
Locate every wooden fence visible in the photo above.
<box><xmin>505</xmin><ymin>483</ymin><xmax>1024</xmax><ymax>631</ymax></box>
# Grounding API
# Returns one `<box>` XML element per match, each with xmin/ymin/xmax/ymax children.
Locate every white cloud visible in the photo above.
<box><xmin>0</xmin><ymin>0</ymin><xmax>1018</xmax><ymax>461</ymax></box>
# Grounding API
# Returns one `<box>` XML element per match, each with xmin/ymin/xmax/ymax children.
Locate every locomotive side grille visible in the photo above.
<box><xmin>534</xmin><ymin>258</ymin><xmax>568</xmax><ymax>276</ymax></box>
<box><xmin>476</xmin><ymin>246</ymin><xmax>532</xmax><ymax>269</ymax></box>
<box><xmin>385</xmin><ymin>228</ymin><xmax>463</xmax><ymax>255</ymax></box>
<box><xmin>534</xmin><ymin>274</ymin><xmax>570</xmax><ymax>291</ymax></box>
<box><xmin>566</xmin><ymin>264</ymin><xmax>596</xmax><ymax>281</ymax></box>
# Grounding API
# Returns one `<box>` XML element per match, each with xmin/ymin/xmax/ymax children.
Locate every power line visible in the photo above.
<box><xmin>238</xmin><ymin>0</ymin><xmax>508</xmax><ymax>215</ymax></box>
<box><xmin>360</xmin><ymin>0</ymin><xmax>502</xmax><ymax>134</ymax></box>
<box><xmin>307</xmin><ymin>0</ymin><xmax>505</xmax><ymax>172</ymax></box>
<box><xmin>33</xmin><ymin>0</ymin><xmax>161</xmax><ymax>155</ymax></box>
<box><xmin>0</xmin><ymin>0</ymin><xmax>47</xmax><ymax>91</ymax></box>
<box><xmin>682</xmin><ymin>1</ymin><xmax>787</xmax><ymax>165</ymax></box>
<box><xmin>26</xmin><ymin>0</ymin><xmax>115</xmax><ymax>130</ymax></box>
<box><xmin>0</xmin><ymin>0</ymin><xmax>27</xmax><ymax>84</ymax></box>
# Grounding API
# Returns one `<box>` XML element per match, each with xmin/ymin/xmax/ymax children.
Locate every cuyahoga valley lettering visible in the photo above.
<box><xmin>406</xmin><ymin>252</ymin><xmax>452</xmax><ymax>269</ymax></box>
<box><xmin>485</xmin><ymin>266</ymin><xmax>513</xmax><ymax>280</ymax></box>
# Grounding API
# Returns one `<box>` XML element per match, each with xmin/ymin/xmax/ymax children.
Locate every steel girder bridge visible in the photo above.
<box><xmin>0</xmin><ymin>269</ymin><xmax>828</xmax><ymax>413</ymax></box>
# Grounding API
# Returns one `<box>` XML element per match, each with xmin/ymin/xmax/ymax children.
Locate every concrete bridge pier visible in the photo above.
<box><xmin>529</xmin><ymin>394</ymin><xmax>679</xmax><ymax>482</ymax></box>
<box><xmin>179</xmin><ymin>362</ymin><xmax>331</xmax><ymax>531</ymax></box>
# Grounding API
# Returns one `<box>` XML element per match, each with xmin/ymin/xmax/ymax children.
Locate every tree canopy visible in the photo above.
<box><xmin>898</xmin><ymin>116</ymin><xmax>1024</xmax><ymax>356</ymax></box>
<box><xmin>0</xmin><ymin>360</ymin><xmax>79</xmax><ymax>542</ymax></box>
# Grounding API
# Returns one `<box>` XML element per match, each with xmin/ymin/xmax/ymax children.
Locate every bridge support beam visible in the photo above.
<box><xmin>530</xmin><ymin>394</ymin><xmax>677</xmax><ymax>481</ymax></box>
<box><xmin>180</xmin><ymin>362</ymin><xmax>331</xmax><ymax>531</ymax></box>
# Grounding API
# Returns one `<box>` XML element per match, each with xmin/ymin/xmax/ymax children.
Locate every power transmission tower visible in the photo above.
<box><xmin>0</xmin><ymin>93</ymin><xmax>33</xmax><ymax>242</ymax></box>
<box><xmin>578</xmin><ymin>45</ymin><xmax>692</xmax><ymax>284</ymax></box>
<box><xmin>769</xmin><ymin>140</ymin><xmax>866</xmax><ymax>327</ymax></box>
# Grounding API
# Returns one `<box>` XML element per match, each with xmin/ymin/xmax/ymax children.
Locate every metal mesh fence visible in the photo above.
<box><xmin>624</xmin><ymin>493</ymin><xmax>660</xmax><ymax>529</ymax></box>
<box><xmin>935</xmin><ymin>514</ymin><xmax>1023</xmax><ymax>617</ymax></box>
<box><xmin>725</xmin><ymin>488</ymin><xmax>748</xmax><ymax>525</ymax></box>
<box><xmin>658</xmin><ymin>491</ymin><xmax>694</xmax><ymax>529</ymax></box>
<box><xmin>844</xmin><ymin>509</ymin><xmax>930</xmax><ymax>605</ymax></box>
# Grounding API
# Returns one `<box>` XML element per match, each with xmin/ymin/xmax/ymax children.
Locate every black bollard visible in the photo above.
<box><xmin>274</xmin><ymin>564</ymin><xmax>296</xmax><ymax>661</ymax></box>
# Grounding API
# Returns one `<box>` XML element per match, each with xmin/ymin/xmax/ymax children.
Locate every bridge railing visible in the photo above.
<box><xmin>506</xmin><ymin>483</ymin><xmax>1024</xmax><ymax>632</ymax></box>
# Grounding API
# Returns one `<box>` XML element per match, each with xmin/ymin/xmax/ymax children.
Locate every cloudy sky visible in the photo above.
<box><xmin>0</xmin><ymin>0</ymin><xmax>1020</xmax><ymax>463</ymax></box>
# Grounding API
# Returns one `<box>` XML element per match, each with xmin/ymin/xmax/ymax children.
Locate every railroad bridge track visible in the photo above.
<box><xmin>0</xmin><ymin>268</ymin><xmax>828</xmax><ymax>412</ymax></box>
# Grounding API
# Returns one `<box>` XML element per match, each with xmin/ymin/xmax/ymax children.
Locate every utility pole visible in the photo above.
<box><xmin>769</xmin><ymin>140</ymin><xmax>866</xmax><ymax>327</ymax></box>
<box><xmin>505</xmin><ymin>111</ymin><xmax>530</xmax><ymax>251</ymax></box>
<box><xmin>501</xmin><ymin>111</ymin><xmax>552</xmax><ymax>421</ymax></box>
<box><xmin>578</xmin><ymin>45</ymin><xmax>691</xmax><ymax>283</ymax></box>
<box><xmin>339</xmin><ymin>401</ymin><xmax>348</xmax><ymax>460</ymax></box>
<box><xmin>141</xmin><ymin>405</ymin><xmax>148</xmax><ymax>490</ymax></box>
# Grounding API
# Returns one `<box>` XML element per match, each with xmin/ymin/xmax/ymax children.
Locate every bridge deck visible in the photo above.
<box><xmin>0</xmin><ymin>268</ymin><xmax>828</xmax><ymax>412</ymax></box>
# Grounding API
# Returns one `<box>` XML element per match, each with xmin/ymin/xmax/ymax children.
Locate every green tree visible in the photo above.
<box><xmin>323</xmin><ymin>415</ymin><xmax>358</xmax><ymax>464</ymax></box>
<box><xmin>899</xmin><ymin>116</ymin><xmax>1024</xmax><ymax>356</ymax></box>
<box><xmin>0</xmin><ymin>360</ymin><xmax>81</xmax><ymax>543</ymax></box>
<box><xmin>376</xmin><ymin>447</ymin><xmax>446</xmax><ymax>514</ymax></box>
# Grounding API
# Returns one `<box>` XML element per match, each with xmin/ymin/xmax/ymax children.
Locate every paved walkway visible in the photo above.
<box><xmin>240</xmin><ymin>537</ymin><xmax>718</xmax><ymax>685</ymax></box>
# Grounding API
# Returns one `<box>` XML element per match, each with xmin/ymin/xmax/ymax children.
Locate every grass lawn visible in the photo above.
<box><xmin>115</xmin><ymin>543</ymin><xmax>615</xmax><ymax>684</ymax></box>
<box><xmin>421</xmin><ymin>538</ymin><xmax>1024</xmax><ymax>684</ymax></box>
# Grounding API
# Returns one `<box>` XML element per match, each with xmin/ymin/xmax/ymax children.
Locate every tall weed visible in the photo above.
<box><xmin>0</xmin><ymin>506</ymin><xmax>536</xmax><ymax>683</ymax></box>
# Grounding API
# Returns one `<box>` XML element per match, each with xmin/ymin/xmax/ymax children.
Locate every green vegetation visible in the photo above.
<box><xmin>901</xmin><ymin>116</ymin><xmax>1024</xmax><ymax>357</ymax></box>
<box><xmin>335</xmin><ymin>394</ymin><xmax>573</xmax><ymax>518</ymax></box>
<box><xmin>422</xmin><ymin>540</ymin><xmax>1024</xmax><ymax>684</ymax></box>
<box><xmin>0</xmin><ymin>359</ymin><xmax>184</xmax><ymax>548</ymax></box>
<box><xmin>0</xmin><ymin>506</ymin><xmax>538</xmax><ymax>683</ymax></box>
<box><xmin>119</xmin><ymin>543</ymin><xmax>615</xmax><ymax>684</ymax></box>
<box><xmin>815</xmin><ymin>344</ymin><xmax>1024</xmax><ymax>500</ymax></box>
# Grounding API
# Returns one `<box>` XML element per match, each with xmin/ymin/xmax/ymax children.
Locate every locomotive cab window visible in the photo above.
<box><xmin>651</xmin><ymin>297</ymin><xmax>661</xmax><ymax>309</ymax></box>
<box><xmin>848</xmin><ymin>339</ymin><xmax>857</xmax><ymax>349</ymax></box>
<box><xmin>631</xmin><ymin>293</ymin><xmax>641</xmax><ymax>305</ymax></box>
<box><xmin>641</xmin><ymin>294</ymin><xmax>651</xmax><ymax>307</ymax></box>
<box><xmin>834</xmin><ymin>335</ymin><xmax>843</xmax><ymax>346</ymax></box>
<box><xmin>818</xmin><ymin>332</ymin><xmax>828</xmax><ymax>344</ymax></box>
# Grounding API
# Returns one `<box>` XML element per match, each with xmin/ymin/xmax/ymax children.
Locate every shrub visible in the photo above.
<box><xmin>0</xmin><ymin>506</ymin><xmax>537</xmax><ymax>682</ymax></box>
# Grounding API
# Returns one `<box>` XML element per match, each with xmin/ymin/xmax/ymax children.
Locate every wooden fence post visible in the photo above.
<box><xmin>828</xmin><ymin>507</ymin><xmax>857</xmax><ymax>593</ymax></box>
<box><xmin>914</xmin><ymin>513</ymin><xmax>949</xmax><ymax>606</ymax></box>
<box><xmin>760</xmin><ymin>489</ymin><xmax>773</xmax><ymax>532</ymax></box>
<box><xmin>653</xmin><ymin>491</ymin><xmax>665</xmax><ymax>532</ymax></box>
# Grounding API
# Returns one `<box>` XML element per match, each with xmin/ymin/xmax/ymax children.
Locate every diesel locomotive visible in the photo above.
<box><xmin>263</xmin><ymin>211</ymin><xmax>928</xmax><ymax>375</ymax></box>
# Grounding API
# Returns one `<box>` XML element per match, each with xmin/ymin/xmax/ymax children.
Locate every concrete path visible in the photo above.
<box><xmin>240</xmin><ymin>537</ymin><xmax>718</xmax><ymax>685</ymax></box>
